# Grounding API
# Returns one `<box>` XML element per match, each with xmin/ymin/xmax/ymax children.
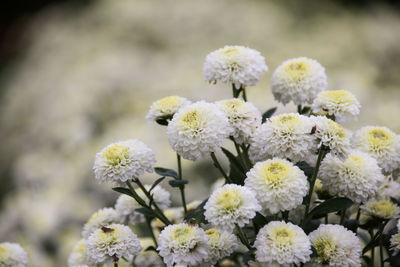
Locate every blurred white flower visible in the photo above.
<box><xmin>254</xmin><ymin>221</ymin><xmax>311</xmax><ymax>266</ymax></box>
<box><xmin>203</xmin><ymin>45</ymin><xmax>268</xmax><ymax>89</ymax></box>
<box><xmin>68</xmin><ymin>239</ymin><xmax>94</xmax><ymax>267</ymax></box>
<box><xmin>271</xmin><ymin>57</ymin><xmax>327</xmax><ymax>105</ymax></box>
<box><xmin>133</xmin><ymin>238</ymin><xmax>164</xmax><ymax>267</ymax></box>
<box><xmin>361</xmin><ymin>200</ymin><xmax>400</xmax><ymax>220</ymax></box>
<box><xmin>82</xmin><ymin>208</ymin><xmax>120</xmax><ymax>239</ymax></box>
<box><xmin>203</xmin><ymin>228</ymin><xmax>238</xmax><ymax>265</ymax></box>
<box><xmin>390</xmin><ymin>233</ymin><xmax>400</xmax><ymax>255</ymax></box>
<box><xmin>0</xmin><ymin>242</ymin><xmax>28</xmax><ymax>267</ymax></box>
<box><xmin>375</xmin><ymin>176</ymin><xmax>400</xmax><ymax>200</ymax></box>
<box><xmin>146</xmin><ymin>96</ymin><xmax>191</xmax><ymax>123</ymax></box>
<box><xmin>167</xmin><ymin>101</ymin><xmax>232</xmax><ymax>161</ymax></box>
<box><xmin>93</xmin><ymin>139</ymin><xmax>156</xmax><ymax>185</ymax></box>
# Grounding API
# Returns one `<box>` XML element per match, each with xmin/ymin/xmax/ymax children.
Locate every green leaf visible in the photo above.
<box><xmin>262</xmin><ymin>107</ymin><xmax>277</xmax><ymax>123</ymax></box>
<box><xmin>221</xmin><ymin>147</ymin><xmax>245</xmax><ymax>173</ymax></box>
<box><xmin>303</xmin><ymin>219</ymin><xmax>321</xmax><ymax>234</ymax></box>
<box><xmin>112</xmin><ymin>187</ymin><xmax>135</xmax><ymax>198</ymax></box>
<box><xmin>307</xmin><ymin>197</ymin><xmax>353</xmax><ymax>220</ymax></box>
<box><xmin>343</xmin><ymin>219</ymin><xmax>358</xmax><ymax>233</ymax></box>
<box><xmin>155</xmin><ymin>118</ymin><xmax>169</xmax><ymax>126</ymax></box>
<box><xmin>168</xmin><ymin>179</ymin><xmax>188</xmax><ymax>188</ymax></box>
<box><xmin>184</xmin><ymin>199</ymin><xmax>208</xmax><ymax>224</ymax></box>
<box><xmin>135</xmin><ymin>207</ymin><xmax>155</xmax><ymax>218</ymax></box>
<box><xmin>145</xmin><ymin>246</ymin><xmax>157</xmax><ymax>252</ymax></box>
<box><xmin>295</xmin><ymin>161</ymin><xmax>315</xmax><ymax>178</ymax></box>
<box><xmin>154</xmin><ymin>167</ymin><xmax>178</xmax><ymax>179</ymax></box>
<box><xmin>149</xmin><ymin>177</ymin><xmax>166</xmax><ymax>192</ymax></box>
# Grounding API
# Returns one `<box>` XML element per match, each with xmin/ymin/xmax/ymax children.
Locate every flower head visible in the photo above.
<box><xmin>375</xmin><ymin>175</ymin><xmax>400</xmax><ymax>200</ymax></box>
<box><xmin>352</xmin><ymin>126</ymin><xmax>400</xmax><ymax>173</ymax></box>
<box><xmin>68</xmin><ymin>239</ymin><xmax>94</xmax><ymax>267</ymax></box>
<box><xmin>391</xmin><ymin>233</ymin><xmax>400</xmax><ymax>255</ymax></box>
<box><xmin>203</xmin><ymin>45</ymin><xmax>268</xmax><ymax>89</ymax></box>
<box><xmin>312</xmin><ymin>90</ymin><xmax>360</xmax><ymax>122</ymax></box>
<box><xmin>203</xmin><ymin>228</ymin><xmax>239</xmax><ymax>265</ymax></box>
<box><xmin>249</xmin><ymin>113</ymin><xmax>316</xmax><ymax>163</ymax></box>
<box><xmin>0</xmin><ymin>242</ymin><xmax>28</xmax><ymax>267</ymax></box>
<box><xmin>204</xmin><ymin>184</ymin><xmax>261</xmax><ymax>231</ymax></box>
<box><xmin>146</xmin><ymin>96</ymin><xmax>191</xmax><ymax>124</ymax></box>
<box><xmin>93</xmin><ymin>139</ymin><xmax>156</xmax><ymax>185</ymax></box>
<box><xmin>217</xmin><ymin>99</ymin><xmax>261</xmax><ymax>144</ymax></box>
<box><xmin>82</xmin><ymin>208</ymin><xmax>120</xmax><ymax>238</ymax></box>
<box><xmin>271</xmin><ymin>57</ymin><xmax>327</xmax><ymax>105</ymax></box>
<box><xmin>319</xmin><ymin>151</ymin><xmax>384</xmax><ymax>203</ymax></box>
<box><xmin>134</xmin><ymin>238</ymin><xmax>164</xmax><ymax>267</ymax></box>
<box><xmin>157</xmin><ymin>223</ymin><xmax>210</xmax><ymax>267</ymax></box>
<box><xmin>254</xmin><ymin>221</ymin><xmax>311</xmax><ymax>266</ymax></box>
<box><xmin>245</xmin><ymin>158</ymin><xmax>308</xmax><ymax>214</ymax></box>
<box><xmin>308</xmin><ymin>224</ymin><xmax>362</xmax><ymax>267</ymax></box>
<box><xmin>361</xmin><ymin>200</ymin><xmax>400</xmax><ymax>220</ymax></box>
<box><xmin>167</xmin><ymin>101</ymin><xmax>232</xmax><ymax>161</ymax></box>
<box><xmin>86</xmin><ymin>224</ymin><xmax>141</xmax><ymax>265</ymax></box>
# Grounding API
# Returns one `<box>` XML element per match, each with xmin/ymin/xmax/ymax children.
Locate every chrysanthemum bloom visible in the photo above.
<box><xmin>254</xmin><ymin>221</ymin><xmax>312</xmax><ymax>266</ymax></box>
<box><xmin>271</xmin><ymin>57</ymin><xmax>327</xmax><ymax>105</ymax></box>
<box><xmin>0</xmin><ymin>242</ymin><xmax>28</xmax><ymax>267</ymax></box>
<box><xmin>352</xmin><ymin>126</ymin><xmax>400</xmax><ymax>174</ymax></box>
<box><xmin>361</xmin><ymin>200</ymin><xmax>400</xmax><ymax>220</ymax></box>
<box><xmin>157</xmin><ymin>223</ymin><xmax>210</xmax><ymax>267</ymax></box>
<box><xmin>167</xmin><ymin>101</ymin><xmax>232</xmax><ymax>161</ymax></box>
<box><xmin>68</xmin><ymin>239</ymin><xmax>94</xmax><ymax>267</ymax></box>
<box><xmin>204</xmin><ymin>184</ymin><xmax>261</xmax><ymax>231</ymax></box>
<box><xmin>308</xmin><ymin>224</ymin><xmax>362</xmax><ymax>267</ymax></box>
<box><xmin>146</xmin><ymin>96</ymin><xmax>191</xmax><ymax>124</ymax></box>
<box><xmin>86</xmin><ymin>224</ymin><xmax>141</xmax><ymax>265</ymax></box>
<box><xmin>217</xmin><ymin>99</ymin><xmax>261</xmax><ymax>144</ymax></box>
<box><xmin>133</xmin><ymin>238</ymin><xmax>164</xmax><ymax>267</ymax></box>
<box><xmin>245</xmin><ymin>158</ymin><xmax>308</xmax><ymax>214</ymax></box>
<box><xmin>115</xmin><ymin>184</ymin><xmax>170</xmax><ymax>224</ymax></box>
<box><xmin>249</xmin><ymin>113</ymin><xmax>315</xmax><ymax>163</ymax></box>
<box><xmin>311</xmin><ymin>116</ymin><xmax>351</xmax><ymax>157</ymax></box>
<box><xmin>375</xmin><ymin>176</ymin><xmax>400</xmax><ymax>200</ymax></box>
<box><xmin>312</xmin><ymin>90</ymin><xmax>360</xmax><ymax>122</ymax></box>
<box><xmin>82</xmin><ymin>208</ymin><xmax>120</xmax><ymax>238</ymax></box>
<box><xmin>203</xmin><ymin>228</ymin><xmax>239</xmax><ymax>265</ymax></box>
<box><xmin>319</xmin><ymin>151</ymin><xmax>384</xmax><ymax>203</ymax></box>
<box><xmin>93</xmin><ymin>139</ymin><xmax>156</xmax><ymax>185</ymax></box>
<box><xmin>203</xmin><ymin>45</ymin><xmax>268</xmax><ymax>89</ymax></box>
<box><xmin>390</xmin><ymin>233</ymin><xmax>400</xmax><ymax>255</ymax></box>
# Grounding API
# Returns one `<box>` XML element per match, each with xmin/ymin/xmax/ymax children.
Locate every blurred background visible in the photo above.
<box><xmin>0</xmin><ymin>0</ymin><xmax>400</xmax><ymax>266</ymax></box>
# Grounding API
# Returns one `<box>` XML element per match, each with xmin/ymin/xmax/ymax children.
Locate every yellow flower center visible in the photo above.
<box><xmin>221</xmin><ymin>99</ymin><xmax>244</xmax><ymax>112</ymax></box>
<box><xmin>320</xmin><ymin>90</ymin><xmax>354</xmax><ymax>104</ymax></box>
<box><xmin>347</xmin><ymin>154</ymin><xmax>365</xmax><ymax>165</ymax></box>
<box><xmin>261</xmin><ymin>162</ymin><xmax>290</xmax><ymax>187</ymax></box>
<box><xmin>327</xmin><ymin>120</ymin><xmax>346</xmax><ymax>138</ymax></box>
<box><xmin>0</xmin><ymin>245</ymin><xmax>9</xmax><ymax>258</ymax></box>
<box><xmin>220</xmin><ymin>47</ymin><xmax>240</xmax><ymax>57</ymax></box>
<box><xmin>216</xmin><ymin>189</ymin><xmax>242</xmax><ymax>211</ymax></box>
<box><xmin>104</xmin><ymin>144</ymin><xmax>129</xmax><ymax>166</ymax></box>
<box><xmin>205</xmin><ymin>228</ymin><xmax>222</xmax><ymax>243</ymax></box>
<box><xmin>275</xmin><ymin>114</ymin><xmax>301</xmax><ymax>128</ymax></box>
<box><xmin>367</xmin><ymin>200</ymin><xmax>398</xmax><ymax>218</ymax></box>
<box><xmin>181</xmin><ymin>110</ymin><xmax>203</xmax><ymax>129</ymax></box>
<box><xmin>314</xmin><ymin>237</ymin><xmax>336</xmax><ymax>264</ymax></box>
<box><xmin>367</xmin><ymin>128</ymin><xmax>394</xmax><ymax>148</ymax></box>
<box><xmin>173</xmin><ymin>225</ymin><xmax>195</xmax><ymax>243</ymax></box>
<box><xmin>284</xmin><ymin>61</ymin><xmax>310</xmax><ymax>79</ymax></box>
<box><xmin>156</xmin><ymin>96</ymin><xmax>181</xmax><ymax>111</ymax></box>
<box><xmin>272</xmin><ymin>227</ymin><xmax>294</xmax><ymax>244</ymax></box>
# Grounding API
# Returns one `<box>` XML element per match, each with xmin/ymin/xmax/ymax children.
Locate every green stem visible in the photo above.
<box><xmin>114</xmin><ymin>263</ymin><xmax>118</xmax><ymax>267</ymax></box>
<box><xmin>242</xmin><ymin>87</ymin><xmax>248</xmax><ymax>101</ymax></box>
<box><xmin>232</xmin><ymin>84</ymin><xmax>240</xmax><ymax>98</ymax></box>
<box><xmin>177</xmin><ymin>154</ymin><xmax>188</xmax><ymax>214</ymax></box>
<box><xmin>241</xmin><ymin>144</ymin><xmax>253</xmax><ymax>169</ymax></box>
<box><xmin>340</xmin><ymin>208</ymin><xmax>346</xmax><ymax>225</ymax></box>
<box><xmin>146</xmin><ymin>216</ymin><xmax>158</xmax><ymax>247</ymax></box>
<box><xmin>325</xmin><ymin>214</ymin><xmax>328</xmax><ymax>224</ymax></box>
<box><xmin>282</xmin><ymin>211</ymin><xmax>289</xmax><ymax>222</ymax></box>
<box><xmin>231</xmin><ymin>138</ymin><xmax>248</xmax><ymax>171</ymax></box>
<box><xmin>297</xmin><ymin>105</ymin><xmax>302</xmax><ymax>114</ymax></box>
<box><xmin>379</xmin><ymin>221</ymin><xmax>385</xmax><ymax>267</ymax></box>
<box><xmin>211</xmin><ymin>152</ymin><xmax>232</xmax><ymax>183</ymax></box>
<box><xmin>236</xmin><ymin>225</ymin><xmax>252</xmax><ymax>250</ymax></box>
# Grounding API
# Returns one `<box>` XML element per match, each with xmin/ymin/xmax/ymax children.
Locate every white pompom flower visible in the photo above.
<box><xmin>245</xmin><ymin>158</ymin><xmax>308</xmax><ymax>214</ymax></box>
<box><xmin>204</xmin><ymin>184</ymin><xmax>261</xmax><ymax>231</ymax></box>
<box><xmin>352</xmin><ymin>126</ymin><xmax>400</xmax><ymax>174</ymax></box>
<box><xmin>203</xmin><ymin>228</ymin><xmax>239</xmax><ymax>265</ymax></box>
<box><xmin>203</xmin><ymin>45</ymin><xmax>268</xmax><ymax>89</ymax></box>
<box><xmin>271</xmin><ymin>57</ymin><xmax>327</xmax><ymax>105</ymax></box>
<box><xmin>146</xmin><ymin>96</ymin><xmax>191</xmax><ymax>123</ymax></box>
<box><xmin>115</xmin><ymin>185</ymin><xmax>170</xmax><ymax>224</ymax></box>
<box><xmin>133</xmin><ymin>238</ymin><xmax>164</xmax><ymax>267</ymax></box>
<box><xmin>216</xmin><ymin>98</ymin><xmax>261</xmax><ymax>144</ymax></box>
<box><xmin>311</xmin><ymin>116</ymin><xmax>351</xmax><ymax>157</ymax></box>
<box><xmin>375</xmin><ymin>175</ymin><xmax>400</xmax><ymax>200</ymax></box>
<box><xmin>93</xmin><ymin>139</ymin><xmax>156</xmax><ymax>185</ymax></box>
<box><xmin>249</xmin><ymin>113</ymin><xmax>316</xmax><ymax>163</ymax></box>
<box><xmin>361</xmin><ymin>200</ymin><xmax>400</xmax><ymax>220</ymax></box>
<box><xmin>82</xmin><ymin>208</ymin><xmax>120</xmax><ymax>239</ymax></box>
<box><xmin>319</xmin><ymin>151</ymin><xmax>384</xmax><ymax>203</ymax></box>
<box><xmin>157</xmin><ymin>223</ymin><xmax>210</xmax><ymax>267</ymax></box>
<box><xmin>68</xmin><ymin>239</ymin><xmax>94</xmax><ymax>267</ymax></box>
<box><xmin>167</xmin><ymin>101</ymin><xmax>232</xmax><ymax>161</ymax></box>
<box><xmin>86</xmin><ymin>224</ymin><xmax>141</xmax><ymax>266</ymax></box>
<box><xmin>390</xmin><ymin>233</ymin><xmax>400</xmax><ymax>255</ymax></box>
<box><xmin>0</xmin><ymin>242</ymin><xmax>28</xmax><ymax>267</ymax></box>
<box><xmin>254</xmin><ymin>221</ymin><xmax>312</xmax><ymax>266</ymax></box>
<box><xmin>308</xmin><ymin>224</ymin><xmax>362</xmax><ymax>267</ymax></box>
<box><xmin>312</xmin><ymin>90</ymin><xmax>360</xmax><ymax>122</ymax></box>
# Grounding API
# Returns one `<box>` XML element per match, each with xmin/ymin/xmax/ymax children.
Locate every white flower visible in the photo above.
<box><xmin>115</xmin><ymin>185</ymin><xmax>171</xmax><ymax>224</ymax></box>
<box><xmin>167</xmin><ymin>101</ymin><xmax>232</xmax><ymax>161</ymax></box>
<box><xmin>146</xmin><ymin>96</ymin><xmax>191</xmax><ymax>123</ymax></box>
<box><xmin>254</xmin><ymin>221</ymin><xmax>311</xmax><ymax>266</ymax></box>
<box><xmin>352</xmin><ymin>126</ymin><xmax>400</xmax><ymax>174</ymax></box>
<box><xmin>204</xmin><ymin>184</ymin><xmax>261</xmax><ymax>231</ymax></box>
<box><xmin>68</xmin><ymin>239</ymin><xmax>94</xmax><ymax>267</ymax></box>
<box><xmin>319</xmin><ymin>151</ymin><xmax>384</xmax><ymax>203</ymax></box>
<box><xmin>361</xmin><ymin>200</ymin><xmax>400</xmax><ymax>220</ymax></box>
<box><xmin>375</xmin><ymin>176</ymin><xmax>400</xmax><ymax>200</ymax></box>
<box><xmin>217</xmin><ymin>99</ymin><xmax>261</xmax><ymax>144</ymax></box>
<box><xmin>271</xmin><ymin>57</ymin><xmax>327</xmax><ymax>105</ymax></box>
<box><xmin>93</xmin><ymin>139</ymin><xmax>156</xmax><ymax>185</ymax></box>
<box><xmin>203</xmin><ymin>228</ymin><xmax>239</xmax><ymax>265</ymax></box>
<box><xmin>82</xmin><ymin>208</ymin><xmax>120</xmax><ymax>238</ymax></box>
<box><xmin>157</xmin><ymin>223</ymin><xmax>210</xmax><ymax>267</ymax></box>
<box><xmin>308</xmin><ymin>224</ymin><xmax>362</xmax><ymax>267</ymax></box>
<box><xmin>0</xmin><ymin>242</ymin><xmax>28</xmax><ymax>267</ymax></box>
<box><xmin>151</xmin><ymin>207</ymin><xmax>184</xmax><ymax>235</ymax></box>
<box><xmin>245</xmin><ymin>158</ymin><xmax>308</xmax><ymax>214</ymax></box>
<box><xmin>203</xmin><ymin>45</ymin><xmax>268</xmax><ymax>89</ymax></box>
<box><xmin>86</xmin><ymin>224</ymin><xmax>141</xmax><ymax>265</ymax></box>
<box><xmin>311</xmin><ymin>116</ymin><xmax>351</xmax><ymax>157</ymax></box>
<box><xmin>133</xmin><ymin>238</ymin><xmax>164</xmax><ymax>267</ymax></box>
<box><xmin>249</xmin><ymin>113</ymin><xmax>316</xmax><ymax>163</ymax></box>
<box><xmin>391</xmin><ymin>233</ymin><xmax>400</xmax><ymax>255</ymax></box>
<box><xmin>312</xmin><ymin>90</ymin><xmax>360</xmax><ymax>122</ymax></box>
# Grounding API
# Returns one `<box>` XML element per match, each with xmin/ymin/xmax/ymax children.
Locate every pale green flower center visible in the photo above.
<box><xmin>314</xmin><ymin>237</ymin><xmax>337</xmax><ymax>264</ymax></box>
<box><xmin>367</xmin><ymin>128</ymin><xmax>394</xmax><ymax>147</ymax></box>
<box><xmin>367</xmin><ymin>200</ymin><xmax>398</xmax><ymax>218</ymax></box>
<box><xmin>104</xmin><ymin>144</ymin><xmax>129</xmax><ymax>166</ymax></box>
<box><xmin>275</xmin><ymin>114</ymin><xmax>301</xmax><ymax>128</ymax></box>
<box><xmin>272</xmin><ymin>227</ymin><xmax>294</xmax><ymax>244</ymax></box>
<box><xmin>220</xmin><ymin>47</ymin><xmax>240</xmax><ymax>57</ymax></box>
<box><xmin>173</xmin><ymin>226</ymin><xmax>195</xmax><ymax>243</ymax></box>
<box><xmin>216</xmin><ymin>190</ymin><xmax>243</xmax><ymax>211</ymax></box>
<box><xmin>320</xmin><ymin>90</ymin><xmax>354</xmax><ymax>104</ymax></box>
<box><xmin>205</xmin><ymin>228</ymin><xmax>221</xmax><ymax>243</ymax></box>
<box><xmin>284</xmin><ymin>61</ymin><xmax>310</xmax><ymax>79</ymax></box>
<box><xmin>261</xmin><ymin>162</ymin><xmax>290</xmax><ymax>187</ymax></box>
<box><xmin>222</xmin><ymin>99</ymin><xmax>244</xmax><ymax>112</ymax></box>
<box><xmin>155</xmin><ymin>96</ymin><xmax>182</xmax><ymax>111</ymax></box>
<box><xmin>181</xmin><ymin>110</ymin><xmax>203</xmax><ymax>129</ymax></box>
